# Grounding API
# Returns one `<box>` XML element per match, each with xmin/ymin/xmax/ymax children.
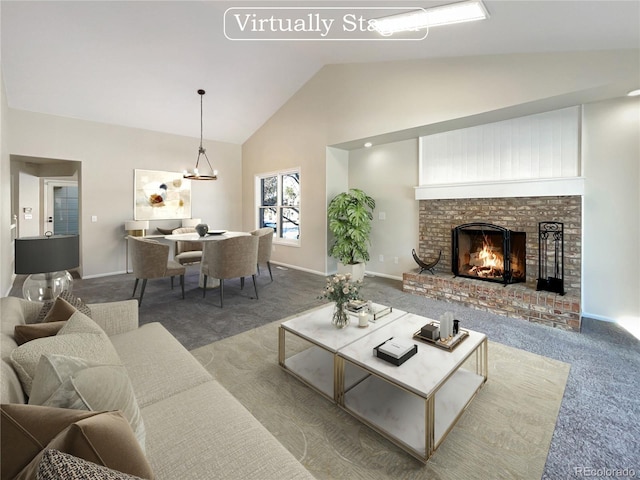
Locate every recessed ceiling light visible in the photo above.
<box><xmin>364</xmin><ymin>142</ymin><xmax>373</xmax><ymax>148</ymax></box>
<box><xmin>627</xmin><ymin>89</ymin><xmax>640</xmax><ymax>97</ymax></box>
<box><xmin>373</xmin><ymin>0</ymin><xmax>489</xmax><ymax>36</ymax></box>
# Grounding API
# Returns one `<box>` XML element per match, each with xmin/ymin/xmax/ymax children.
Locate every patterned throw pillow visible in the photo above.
<box><xmin>36</xmin><ymin>449</ymin><xmax>145</xmax><ymax>480</ymax></box>
<box><xmin>37</xmin><ymin>291</ymin><xmax>92</xmax><ymax>322</ymax></box>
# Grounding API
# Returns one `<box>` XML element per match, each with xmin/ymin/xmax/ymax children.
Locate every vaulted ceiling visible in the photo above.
<box><xmin>2</xmin><ymin>1</ymin><xmax>639</xmax><ymax>144</ymax></box>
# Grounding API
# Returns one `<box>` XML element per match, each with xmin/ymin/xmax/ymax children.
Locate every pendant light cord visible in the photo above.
<box><xmin>199</xmin><ymin>92</ymin><xmax>204</xmax><ymax>151</ymax></box>
<box><xmin>185</xmin><ymin>89</ymin><xmax>217</xmax><ymax>180</ymax></box>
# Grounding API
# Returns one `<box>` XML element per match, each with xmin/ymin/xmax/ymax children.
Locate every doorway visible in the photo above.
<box><xmin>44</xmin><ymin>180</ymin><xmax>79</xmax><ymax>235</ymax></box>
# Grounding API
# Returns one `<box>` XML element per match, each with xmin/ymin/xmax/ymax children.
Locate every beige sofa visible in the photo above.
<box><xmin>1</xmin><ymin>296</ymin><xmax>315</xmax><ymax>479</ymax></box>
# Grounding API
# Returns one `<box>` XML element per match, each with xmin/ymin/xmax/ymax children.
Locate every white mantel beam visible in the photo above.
<box><xmin>414</xmin><ymin>177</ymin><xmax>585</xmax><ymax>200</ymax></box>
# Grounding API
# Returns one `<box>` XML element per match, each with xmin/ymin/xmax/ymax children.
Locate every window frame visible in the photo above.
<box><xmin>255</xmin><ymin>167</ymin><xmax>300</xmax><ymax>247</ymax></box>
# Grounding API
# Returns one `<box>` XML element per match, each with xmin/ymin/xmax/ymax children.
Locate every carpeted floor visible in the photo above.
<box><xmin>191</xmin><ymin>320</ymin><xmax>570</xmax><ymax>479</ymax></box>
<box><xmin>10</xmin><ymin>266</ymin><xmax>640</xmax><ymax>478</ymax></box>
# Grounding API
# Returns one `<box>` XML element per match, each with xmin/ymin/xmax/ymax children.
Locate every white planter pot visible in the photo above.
<box><xmin>337</xmin><ymin>262</ymin><xmax>366</xmax><ymax>282</ymax></box>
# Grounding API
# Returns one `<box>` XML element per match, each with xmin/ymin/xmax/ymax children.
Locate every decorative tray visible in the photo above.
<box><xmin>370</xmin><ymin>306</ymin><xmax>392</xmax><ymax>322</ymax></box>
<box><xmin>206</xmin><ymin>230</ymin><xmax>227</xmax><ymax>235</ymax></box>
<box><xmin>346</xmin><ymin>304</ymin><xmax>393</xmax><ymax>322</ymax></box>
<box><xmin>413</xmin><ymin>322</ymin><xmax>469</xmax><ymax>352</ymax></box>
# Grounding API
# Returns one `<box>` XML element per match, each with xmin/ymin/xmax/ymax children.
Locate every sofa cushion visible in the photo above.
<box><xmin>141</xmin><ymin>381</ymin><xmax>314</xmax><ymax>480</ymax></box>
<box><xmin>36</xmin><ymin>449</ymin><xmax>145</xmax><ymax>480</ymax></box>
<box><xmin>109</xmin><ymin>323</ymin><xmax>211</xmax><ymax>408</ymax></box>
<box><xmin>9</xmin><ymin>311</ymin><xmax>121</xmax><ymax>396</ymax></box>
<box><xmin>1</xmin><ymin>404</ymin><xmax>153</xmax><ymax>480</ymax></box>
<box><xmin>29</xmin><ymin>354</ymin><xmax>145</xmax><ymax>451</ymax></box>
<box><xmin>14</xmin><ymin>321</ymin><xmax>67</xmax><ymax>346</ymax></box>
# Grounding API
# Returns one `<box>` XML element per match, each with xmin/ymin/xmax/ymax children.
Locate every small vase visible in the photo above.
<box><xmin>195</xmin><ymin>223</ymin><xmax>209</xmax><ymax>237</ymax></box>
<box><xmin>332</xmin><ymin>302</ymin><xmax>350</xmax><ymax>329</ymax></box>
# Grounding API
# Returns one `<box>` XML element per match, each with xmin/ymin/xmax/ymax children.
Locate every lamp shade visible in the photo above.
<box><xmin>15</xmin><ymin>235</ymin><xmax>80</xmax><ymax>275</ymax></box>
<box><xmin>182</xmin><ymin>218</ymin><xmax>201</xmax><ymax>228</ymax></box>
<box><xmin>124</xmin><ymin>220</ymin><xmax>149</xmax><ymax>231</ymax></box>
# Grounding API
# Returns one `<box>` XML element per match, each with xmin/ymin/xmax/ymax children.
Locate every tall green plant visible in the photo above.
<box><xmin>327</xmin><ymin>188</ymin><xmax>376</xmax><ymax>265</ymax></box>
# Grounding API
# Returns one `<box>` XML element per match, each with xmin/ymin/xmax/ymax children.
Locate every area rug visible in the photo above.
<box><xmin>191</xmin><ymin>320</ymin><xmax>570</xmax><ymax>480</ymax></box>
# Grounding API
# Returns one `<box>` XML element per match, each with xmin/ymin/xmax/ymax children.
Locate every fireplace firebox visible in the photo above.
<box><xmin>452</xmin><ymin>223</ymin><xmax>526</xmax><ymax>285</ymax></box>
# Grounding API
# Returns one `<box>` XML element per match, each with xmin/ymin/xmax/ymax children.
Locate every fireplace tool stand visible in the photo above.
<box><xmin>536</xmin><ymin>222</ymin><xmax>565</xmax><ymax>295</ymax></box>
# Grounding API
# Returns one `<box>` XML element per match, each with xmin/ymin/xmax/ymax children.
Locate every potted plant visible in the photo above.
<box><xmin>327</xmin><ymin>188</ymin><xmax>376</xmax><ymax>282</ymax></box>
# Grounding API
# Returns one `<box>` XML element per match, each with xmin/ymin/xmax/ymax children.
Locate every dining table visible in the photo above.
<box><xmin>163</xmin><ymin>230</ymin><xmax>251</xmax><ymax>288</ymax></box>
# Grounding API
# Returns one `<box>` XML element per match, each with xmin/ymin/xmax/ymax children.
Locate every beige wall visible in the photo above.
<box><xmin>582</xmin><ymin>96</ymin><xmax>640</xmax><ymax>322</ymax></box>
<box><xmin>348</xmin><ymin>139</ymin><xmax>419</xmax><ymax>279</ymax></box>
<box><xmin>242</xmin><ymin>50</ymin><xmax>639</xmax><ymax>323</ymax></box>
<box><xmin>0</xmin><ymin>69</ymin><xmax>12</xmax><ymax>296</ymax></box>
<box><xmin>7</xmin><ymin>110</ymin><xmax>242</xmax><ymax>278</ymax></box>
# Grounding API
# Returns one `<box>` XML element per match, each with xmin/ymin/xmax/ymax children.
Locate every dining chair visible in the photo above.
<box><xmin>128</xmin><ymin>237</ymin><xmax>185</xmax><ymax>306</ymax></box>
<box><xmin>250</xmin><ymin>227</ymin><xmax>274</xmax><ymax>281</ymax></box>
<box><xmin>200</xmin><ymin>235</ymin><xmax>259</xmax><ymax>307</ymax></box>
<box><xmin>172</xmin><ymin>227</ymin><xmax>203</xmax><ymax>265</ymax></box>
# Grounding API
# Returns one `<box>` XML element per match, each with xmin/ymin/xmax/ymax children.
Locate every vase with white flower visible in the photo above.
<box><xmin>318</xmin><ymin>273</ymin><xmax>362</xmax><ymax>328</ymax></box>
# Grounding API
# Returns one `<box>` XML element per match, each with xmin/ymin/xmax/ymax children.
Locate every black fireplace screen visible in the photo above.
<box><xmin>452</xmin><ymin>223</ymin><xmax>526</xmax><ymax>285</ymax></box>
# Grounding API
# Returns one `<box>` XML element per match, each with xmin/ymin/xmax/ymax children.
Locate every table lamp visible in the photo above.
<box><xmin>125</xmin><ymin>220</ymin><xmax>149</xmax><ymax>237</ymax></box>
<box><xmin>15</xmin><ymin>233</ymin><xmax>80</xmax><ymax>301</ymax></box>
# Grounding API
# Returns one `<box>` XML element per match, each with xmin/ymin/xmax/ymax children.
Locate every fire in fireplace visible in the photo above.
<box><xmin>451</xmin><ymin>223</ymin><xmax>526</xmax><ymax>285</ymax></box>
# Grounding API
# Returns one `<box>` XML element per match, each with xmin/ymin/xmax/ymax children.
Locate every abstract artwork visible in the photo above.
<box><xmin>134</xmin><ymin>170</ymin><xmax>191</xmax><ymax>220</ymax></box>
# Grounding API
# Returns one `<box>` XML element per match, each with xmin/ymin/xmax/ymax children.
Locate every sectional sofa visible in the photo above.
<box><xmin>1</xmin><ymin>296</ymin><xmax>315</xmax><ymax>479</ymax></box>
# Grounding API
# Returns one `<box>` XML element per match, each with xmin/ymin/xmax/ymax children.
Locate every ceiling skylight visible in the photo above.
<box><xmin>373</xmin><ymin>0</ymin><xmax>489</xmax><ymax>36</ymax></box>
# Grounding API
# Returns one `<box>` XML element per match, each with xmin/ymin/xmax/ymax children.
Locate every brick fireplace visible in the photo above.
<box><xmin>402</xmin><ymin>195</ymin><xmax>582</xmax><ymax>331</ymax></box>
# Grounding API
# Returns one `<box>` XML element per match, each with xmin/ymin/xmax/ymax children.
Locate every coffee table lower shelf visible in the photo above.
<box><xmin>283</xmin><ymin>346</ymin><xmax>370</xmax><ymax>401</ymax></box>
<box><xmin>342</xmin><ymin>367</ymin><xmax>485</xmax><ymax>460</ymax></box>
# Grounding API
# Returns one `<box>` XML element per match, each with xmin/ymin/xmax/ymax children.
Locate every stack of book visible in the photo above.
<box><xmin>345</xmin><ymin>300</ymin><xmax>368</xmax><ymax>313</ymax></box>
<box><xmin>374</xmin><ymin>337</ymin><xmax>418</xmax><ymax>366</ymax></box>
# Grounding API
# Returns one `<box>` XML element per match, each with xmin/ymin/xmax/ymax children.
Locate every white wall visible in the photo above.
<box><xmin>582</xmin><ymin>96</ymin><xmax>640</xmax><ymax>322</ymax></box>
<box><xmin>17</xmin><ymin>170</ymin><xmax>40</xmax><ymax>237</ymax></box>
<box><xmin>419</xmin><ymin>106</ymin><xmax>581</xmax><ymax>185</ymax></box>
<box><xmin>325</xmin><ymin>147</ymin><xmax>349</xmax><ymax>274</ymax></box>
<box><xmin>7</xmin><ymin>109</ymin><xmax>242</xmax><ymax>278</ymax></box>
<box><xmin>349</xmin><ymin>139</ymin><xmax>419</xmax><ymax>280</ymax></box>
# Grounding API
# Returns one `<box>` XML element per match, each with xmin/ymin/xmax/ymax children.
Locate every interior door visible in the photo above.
<box><xmin>44</xmin><ymin>180</ymin><xmax>79</xmax><ymax>235</ymax></box>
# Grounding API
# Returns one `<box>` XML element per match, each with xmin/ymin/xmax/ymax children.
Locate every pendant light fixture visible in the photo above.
<box><xmin>184</xmin><ymin>89</ymin><xmax>218</xmax><ymax>180</ymax></box>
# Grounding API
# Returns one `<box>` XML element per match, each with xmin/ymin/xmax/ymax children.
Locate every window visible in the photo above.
<box><xmin>257</xmin><ymin>169</ymin><xmax>300</xmax><ymax>245</ymax></box>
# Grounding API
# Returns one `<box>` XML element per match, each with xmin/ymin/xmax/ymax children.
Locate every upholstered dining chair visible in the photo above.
<box><xmin>128</xmin><ymin>237</ymin><xmax>185</xmax><ymax>306</ymax></box>
<box><xmin>172</xmin><ymin>227</ymin><xmax>203</xmax><ymax>265</ymax></box>
<box><xmin>200</xmin><ymin>235</ymin><xmax>259</xmax><ymax>307</ymax></box>
<box><xmin>250</xmin><ymin>227</ymin><xmax>274</xmax><ymax>282</ymax></box>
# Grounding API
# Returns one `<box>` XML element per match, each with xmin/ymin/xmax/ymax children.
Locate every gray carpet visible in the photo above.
<box><xmin>10</xmin><ymin>266</ymin><xmax>640</xmax><ymax>478</ymax></box>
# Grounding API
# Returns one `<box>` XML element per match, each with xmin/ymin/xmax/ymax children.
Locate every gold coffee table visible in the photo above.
<box><xmin>278</xmin><ymin>306</ymin><xmax>488</xmax><ymax>463</ymax></box>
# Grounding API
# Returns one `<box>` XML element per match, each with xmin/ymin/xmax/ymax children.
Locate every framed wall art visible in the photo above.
<box><xmin>134</xmin><ymin>169</ymin><xmax>191</xmax><ymax>220</ymax></box>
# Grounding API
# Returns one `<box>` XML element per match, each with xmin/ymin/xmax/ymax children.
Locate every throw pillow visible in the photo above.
<box><xmin>29</xmin><ymin>354</ymin><xmax>146</xmax><ymax>451</ymax></box>
<box><xmin>9</xmin><ymin>310</ymin><xmax>121</xmax><ymax>396</ymax></box>
<box><xmin>41</xmin><ymin>296</ymin><xmax>79</xmax><ymax>323</ymax></box>
<box><xmin>1</xmin><ymin>404</ymin><xmax>153</xmax><ymax>480</ymax></box>
<box><xmin>37</xmin><ymin>291</ymin><xmax>92</xmax><ymax>323</ymax></box>
<box><xmin>14</xmin><ymin>321</ymin><xmax>67</xmax><ymax>346</ymax></box>
<box><xmin>36</xmin><ymin>449</ymin><xmax>145</xmax><ymax>480</ymax></box>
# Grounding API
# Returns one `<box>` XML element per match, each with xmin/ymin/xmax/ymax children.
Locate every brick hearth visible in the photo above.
<box><xmin>405</xmin><ymin>195</ymin><xmax>582</xmax><ymax>331</ymax></box>
<box><xmin>403</xmin><ymin>272</ymin><xmax>581</xmax><ymax>331</ymax></box>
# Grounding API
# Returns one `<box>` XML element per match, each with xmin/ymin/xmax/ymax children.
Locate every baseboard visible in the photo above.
<box><xmin>580</xmin><ymin>311</ymin><xmax>616</xmax><ymax>323</ymax></box>
<box><xmin>269</xmin><ymin>261</ymin><xmax>325</xmax><ymax>277</ymax></box>
<box><xmin>82</xmin><ymin>270</ymin><xmax>128</xmax><ymax>279</ymax></box>
<box><xmin>364</xmin><ymin>271</ymin><xmax>403</xmax><ymax>282</ymax></box>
